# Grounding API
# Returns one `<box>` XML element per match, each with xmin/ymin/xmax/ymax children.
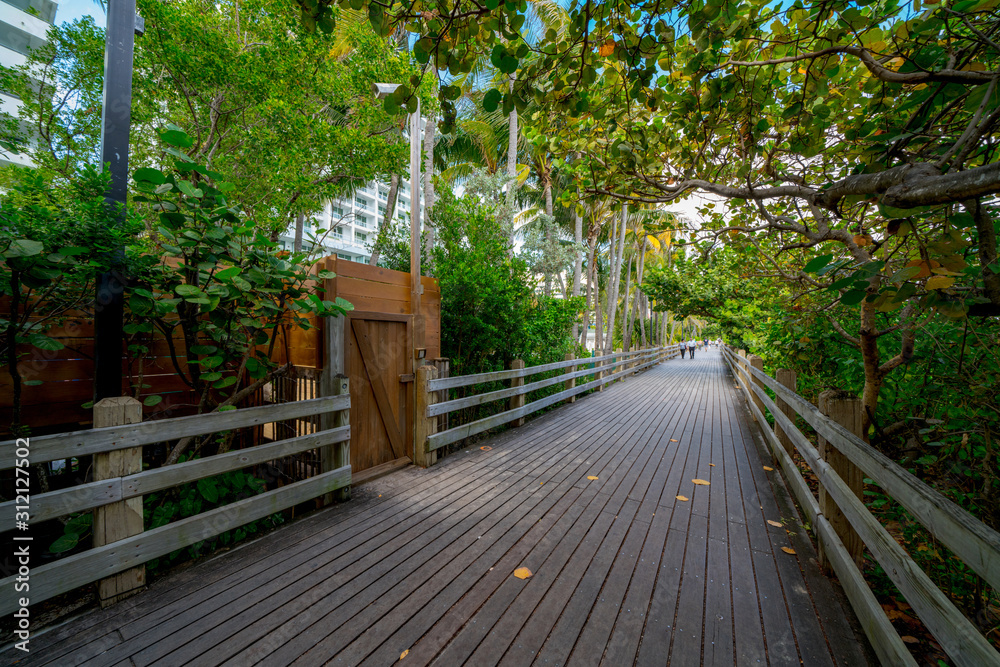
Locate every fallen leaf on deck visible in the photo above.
<box><xmin>676</xmin><ymin>495</ymin><xmax>689</xmax><ymax>501</ymax></box>
<box><xmin>709</xmin><ymin>463</ymin><xmax>716</xmax><ymax>467</ymax></box>
<box><xmin>587</xmin><ymin>475</ymin><xmax>599</xmax><ymax>480</ymax></box>
<box><xmin>767</xmin><ymin>520</ymin><xmax>783</xmax><ymax>527</ymax></box>
<box><xmin>481</xmin><ymin>446</ymin><xmax>492</xmax><ymax>451</ymax></box>
<box><xmin>900</xmin><ymin>636</ymin><xmax>918</xmax><ymax>644</ymax></box>
<box><xmin>763</xmin><ymin>466</ymin><xmax>774</xmax><ymax>471</ymax></box>
<box><xmin>514</xmin><ymin>567</ymin><xmax>532</xmax><ymax>579</ymax></box>
<box><xmin>400</xmin><ymin>649</ymin><xmax>409</xmax><ymax>659</ymax></box>
<box><xmin>692</xmin><ymin>479</ymin><xmax>710</xmax><ymax>486</ymax></box>
<box><xmin>540</xmin><ymin>482</ymin><xmax>544</xmax><ymax>485</ymax></box>
<box><xmin>670</xmin><ymin>439</ymin><xmax>679</xmax><ymax>442</ymax></box>
<box><xmin>781</xmin><ymin>547</ymin><xmax>796</xmax><ymax>555</ymax></box>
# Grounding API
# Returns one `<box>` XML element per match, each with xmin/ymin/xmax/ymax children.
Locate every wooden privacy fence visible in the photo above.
<box><xmin>0</xmin><ymin>391</ymin><xmax>351</xmax><ymax>616</ymax></box>
<box><xmin>412</xmin><ymin>345</ymin><xmax>683</xmax><ymax>467</ymax></box>
<box><xmin>722</xmin><ymin>346</ymin><xmax>1000</xmax><ymax>667</ymax></box>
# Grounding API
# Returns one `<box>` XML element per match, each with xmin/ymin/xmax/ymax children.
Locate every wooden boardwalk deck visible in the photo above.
<box><xmin>5</xmin><ymin>349</ymin><xmax>872</xmax><ymax>666</ymax></box>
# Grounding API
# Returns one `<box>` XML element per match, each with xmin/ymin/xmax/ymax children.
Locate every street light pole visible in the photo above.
<box><xmin>373</xmin><ymin>83</ymin><xmax>424</xmax><ymax>353</ymax></box>
<box><xmin>94</xmin><ymin>0</ymin><xmax>142</xmax><ymax>402</ymax></box>
<box><xmin>408</xmin><ymin>99</ymin><xmax>424</xmax><ymax>352</ymax></box>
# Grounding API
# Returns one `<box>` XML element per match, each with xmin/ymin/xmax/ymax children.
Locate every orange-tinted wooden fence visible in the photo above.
<box><xmin>2</xmin><ymin>257</ymin><xmax>441</xmax><ymax>441</ymax></box>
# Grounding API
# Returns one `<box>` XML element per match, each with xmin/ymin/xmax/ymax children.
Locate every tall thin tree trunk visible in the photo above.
<box><xmin>580</xmin><ymin>234</ymin><xmax>596</xmax><ymax>347</ymax></box>
<box><xmin>604</xmin><ymin>204</ymin><xmax>627</xmax><ymax>354</ymax></box>
<box><xmin>423</xmin><ymin>115</ymin><xmax>437</xmax><ymax>274</ymax></box>
<box><xmin>369</xmin><ymin>173</ymin><xmax>399</xmax><ymax>266</ymax></box>
<box><xmin>635</xmin><ymin>238</ymin><xmax>648</xmax><ymax>346</ymax></box>
<box><xmin>505</xmin><ymin>77</ymin><xmax>518</xmax><ymax>247</ymax></box>
<box><xmin>572</xmin><ymin>200</ymin><xmax>583</xmax><ymax>296</ymax></box>
<box><xmin>639</xmin><ymin>294</ymin><xmax>647</xmax><ymax>347</ymax></box>
<box><xmin>622</xmin><ymin>255</ymin><xmax>635</xmax><ymax>351</ymax></box>
<box><xmin>572</xmin><ymin>194</ymin><xmax>583</xmax><ymax>342</ymax></box>
<box><xmin>595</xmin><ymin>287</ymin><xmax>604</xmax><ymax>352</ymax></box>
<box><xmin>293</xmin><ymin>213</ymin><xmax>305</xmax><ymax>253</ymax></box>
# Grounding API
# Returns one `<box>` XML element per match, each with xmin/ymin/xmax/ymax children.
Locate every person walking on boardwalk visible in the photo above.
<box><xmin>688</xmin><ymin>338</ymin><xmax>696</xmax><ymax>359</ymax></box>
<box><xmin>679</xmin><ymin>339</ymin><xmax>686</xmax><ymax>358</ymax></box>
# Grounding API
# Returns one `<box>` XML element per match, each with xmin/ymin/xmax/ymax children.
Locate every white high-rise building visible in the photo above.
<box><xmin>0</xmin><ymin>0</ymin><xmax>58</xmax><ymax>168</ymax></box>
<box><xmin>280</xmin><ymin>179</ymin><xmax>418</xmax><ymax>264</ymax></box>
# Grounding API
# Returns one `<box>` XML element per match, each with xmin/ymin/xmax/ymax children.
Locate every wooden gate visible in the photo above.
<box><xmin>346</xmin><ymin>313</ymin><xmax>412</xmax><ymax>470</ymax></box>
<box><xmin>317</xmin><ymin>258</ymin><xmax>441</xmax><ymax>474</ymax></box>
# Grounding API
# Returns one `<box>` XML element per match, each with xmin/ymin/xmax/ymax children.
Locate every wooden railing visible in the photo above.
<box><xmin>413</xmin><ymin>345</ymin><xmax>682</xmax><ymax>466</ymax></box>
<box><xmin>722</xmin><ymin>346</ymin><xmax>1000</xmax><ymax>667</ymax></box>
<box><xmin>0</xmin><ymin>391</ymin><xmax>351</xmax><ymax>615</ymax></box>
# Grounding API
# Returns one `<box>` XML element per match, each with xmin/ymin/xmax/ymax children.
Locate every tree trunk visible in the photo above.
<box><xmin>601</xmin><ymin>220</ymin><xmax>614</xmax><ymax>351</ymax></box>
<box><xmin>506</xmin><ymin>77</ymin><xmax>518</xmax><ymax>247</ymax></box>
<box><xmin>572</xmin><ymin>199</ymin><xmax>583</xmax><ymax>296</ymax></box>
<box><xmin>423</xmin><ymin>115</ymin><xmax>436</xmax><ymax>275</ymax></box>
<box><xmin>595</xmin><ymin>287</ymin><xmax>604</xmax><ymax>352</ymax></box>
<box><xmin>624</xmin><ymin>236</ymin><xmax>648</xmax><ymax>350</ymax></box>
<box><xmin>965</xmin><ymin>198</ymin><xmax>1000</xmax><ymax>315</ymax></box>
<box><xmin>636</xmin><ymin>238</ymin><xmax>648</xmax><ymax>346</ymax></box>
<box><xmin>859</xmin><ymin>301</ymin><xmax>882</xmax><ymax>443</ymax></box>
<box><xmin>369</xmin><ymin>173</ymin><xmax>399</xmax><ymax>266</ymax></box>
<box><xmin>622</xmin><ymin>255</ymin><xmax>635</xmax><ymax>351</ymax></box>
<box><xmin>580</xmin><ymin>234</ymin><xmax>596</xmax><ymax>347</ymax></box>
<box><xmin>603</xmin><ymin>204</ymin><xmax>628</xmax><ymax>354</ymax></box>
<box><xmin>293</xmin><ymin>213</ymin><xmax>305</xmax><ymax>253</ymax></box>
<box><xmin>639</xmin><ymin>294</ymin><xmax>647</xmax><ymax>347</ymax></box>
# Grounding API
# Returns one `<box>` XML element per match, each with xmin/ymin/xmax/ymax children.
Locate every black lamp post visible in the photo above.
<box><xmin>93</xmin><ymin>0</ymin><xmax>143</xmax><ymax>402</ymax></box>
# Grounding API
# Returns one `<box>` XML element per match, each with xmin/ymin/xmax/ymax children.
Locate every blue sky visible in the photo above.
<box><xmin>56</xmin><ymin>0</ymin><xmax>105</xmax><ymax>27</ymax></box>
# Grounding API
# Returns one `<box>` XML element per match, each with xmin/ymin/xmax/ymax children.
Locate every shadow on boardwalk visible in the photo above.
<box><xmin>4</xmin><ymin>349</ymin><xmax>874</xmax><ymax>666</ymax></box>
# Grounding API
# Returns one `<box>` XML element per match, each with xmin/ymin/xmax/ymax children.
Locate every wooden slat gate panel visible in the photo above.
<box><xmin>346</xmin><ymin>312</ymin><xmax>412</xmax><ymax>472</ymax></box>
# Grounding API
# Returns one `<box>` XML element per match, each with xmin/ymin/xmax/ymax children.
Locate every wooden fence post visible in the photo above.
<box><xmin>747</xmin><ymin>355</ymin><xmax>765</xmax><ymax>422</ymax></box>
<box><xmin>736</xmin><ymin>349</ymin><xmax>747</xmax><ymax>388</ymax></box>
<box><xmin>564</xmin><ymin>352</ymin><xmax>576</xmax><ymax>404</ymax></box>
<box><xmin>321</xmin><ymin>375</ymin><xmax>350</xmax><ymax>504</ymax></box>
<box><xmin>818</xmin><ymin>390</ymin><xmax>865</xmax><ymax>571</ymax></box>
<box><xmin>414</xmin><ymin>365</ymin><xmax>438</xmax><ymax>468</ymax></box>
<box><xmin>510</xmin><ymin>359</ymin><xmax>526</xmax><ymax>426</ymax></box>
<box><xmin>321</xmin><ymin>310</ymin><xmax>348</xmax><ymax>504</ymax></box>
<box><xmin>433</xmin><ymin>358</ymin><xmax>450</xmax><ymax>434</ymax></box>
<box><xmin>774</xmin><ymin>369</ymin><xmax>797</xmax><ymax>457</ymax></box>
<box><xmin>616</xmin><ymin>348</ymin><xmax>623</xmax><ymax>383</ymax></box>
<box><xmin>93</xmin><ymin>397</ymin><xmax>144</xmax><ymax>607</ymax></box>
<box><xmin>596</xmin><ymin>354</ymin><xmax>603</xmax><ymax>392</ymax></box>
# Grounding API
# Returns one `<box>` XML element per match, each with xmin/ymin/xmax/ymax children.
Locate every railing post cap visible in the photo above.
<box><xmin>94</xmin><ymin>396</ymin><xmax>142</xmax><ymax>407</ymax></box>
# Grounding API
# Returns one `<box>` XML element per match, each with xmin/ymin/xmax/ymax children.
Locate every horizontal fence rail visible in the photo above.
<box><xmin>722</xmin><ymin>347</ymin><xmax>1000</xmax><ymax>667</ymax></box>
<box><xmin>422</xmin><ymin>346</ymin><xmax>680</xmax><ymax>453</ymax></box>
<box><xmin>426</xmin><ymin>348</ymin><xmax>662</xmax><ymax>392</ymax></box>
<box><xmin>0</xmin><ymin>426</ymin><xmax>350</xmax><ymax>526</ymax></box>
<box><xmin>0</xmin><ymin>394</ymin><xmax>350</xmax><ymax>469</ymax></box>
<box><xmin>0</xmin><ymin>393</ymin><xmax>351</xmax><ymax>616</ymax></box>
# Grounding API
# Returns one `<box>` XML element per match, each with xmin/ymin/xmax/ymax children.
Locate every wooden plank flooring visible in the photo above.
<box><xmin>3</xmin><ymin>349</ymin><xmax>872</xmax><ymax>666</ymax></box>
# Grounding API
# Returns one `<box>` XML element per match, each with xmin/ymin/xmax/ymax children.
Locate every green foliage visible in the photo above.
<box><xmin>142</xmin><ymin>463</ymin><xmax>281</xmax><ymax>572</ymax></box>
<box><xmin>643</xmin><ymin>251</ymin><xmax>758</xmax><ymax>345</ymax></box>
<box><xmin>518</xmin><ymin>214</ymin><xmax>578</xmax><ymax>295</ymax></box>
<box><xmin>429</xmin><ymin>183</ymin><xmax>579</xmax><ymax>374</ymax></box>
<box><xmin>0</xmin><ymin>18</ymin><xmax>105</xmax><ymax>172</ymax></box>
<box><xmin>46</xmin><ymin>464</ymin><xmax>276</xmax><ymax>561</ymax></box>
<box><xmin>378</xmin><ymin>175</ymin><xmax>580</xmax><ymax>435</ymax></box>
<box><xmin>0</xmin><ymin>0</ymin><xmax>423</xmax><ymax>233</ymax></box>
<box><xmin>126</xmin><ymin>129</ymin><xmax>352</xmax><ymax>414</ymax></box>
<box><xmin>0</xmin><ymin>167</ymin><xmax>139</xmax><ymax>433</ymax></box>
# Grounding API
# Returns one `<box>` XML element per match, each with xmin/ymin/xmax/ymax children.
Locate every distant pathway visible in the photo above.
<box><xmin>5</xmin><ymin>348</ymin><xmax>872</xmax><ymax>666</ymax></box>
